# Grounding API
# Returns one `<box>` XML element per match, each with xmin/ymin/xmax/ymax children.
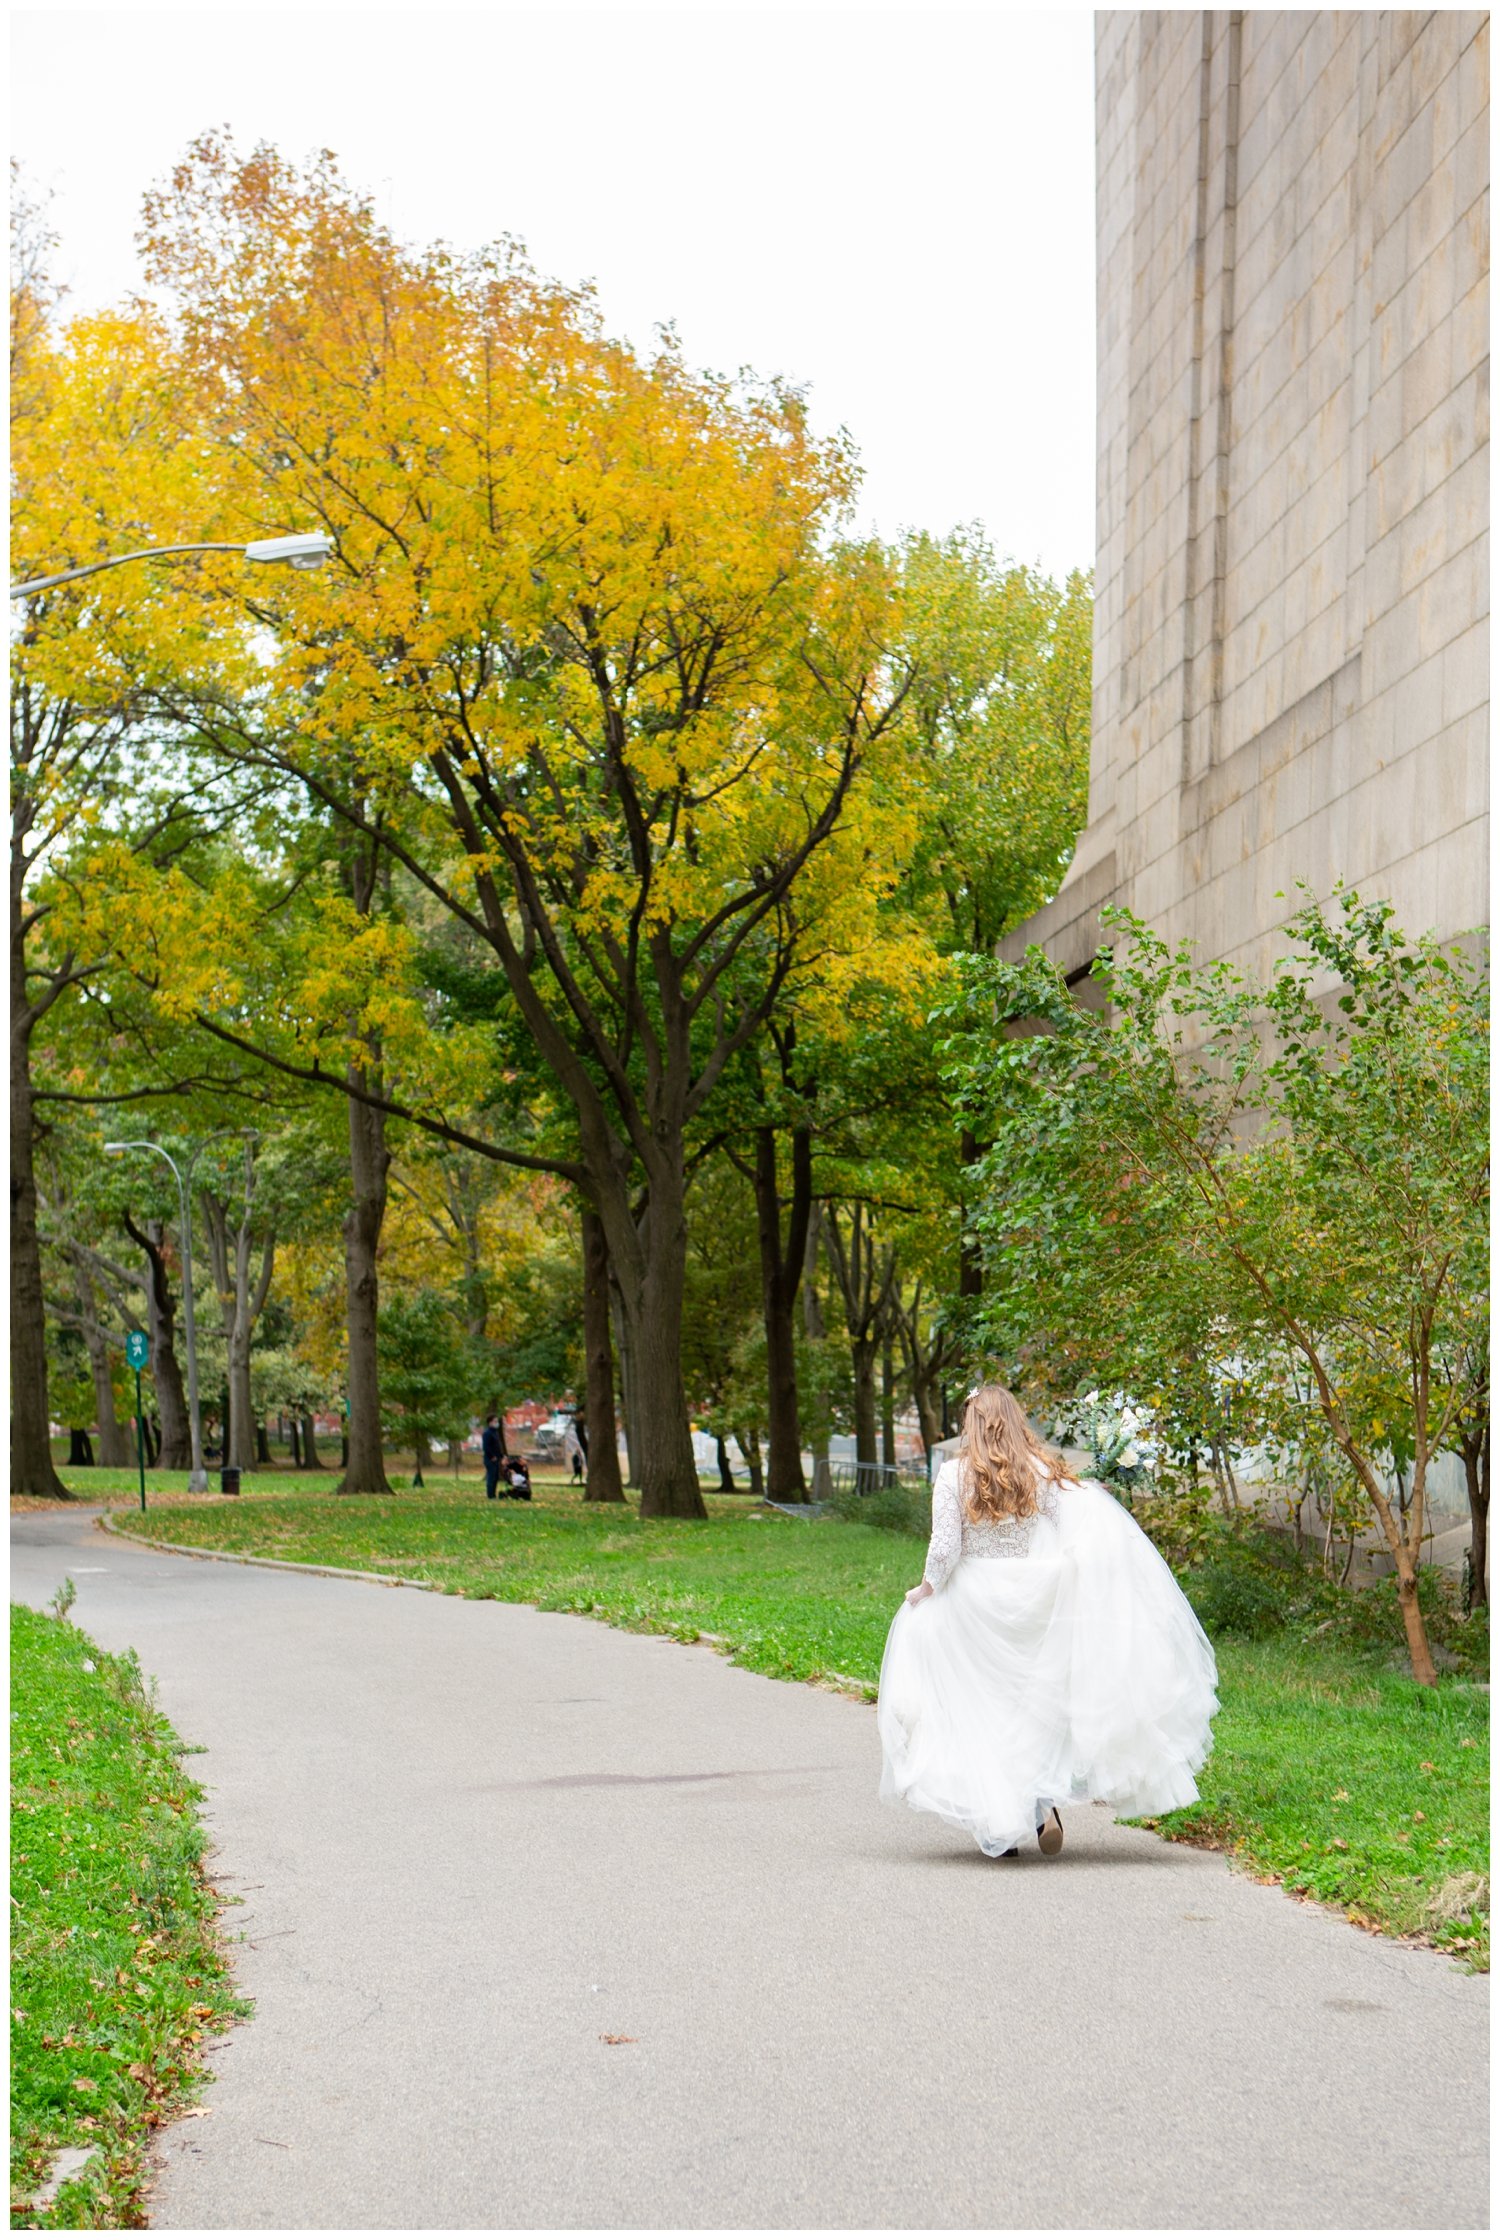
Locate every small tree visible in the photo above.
<box><xmin>947</xmin><ymin>889</ymin><xmax>1488</xmax><ymax>1683</ymax></box>
<box><xmin>377</xmin><ymin>1290</ymin><xmax>476</xmax><ymax>1485</ymax></box>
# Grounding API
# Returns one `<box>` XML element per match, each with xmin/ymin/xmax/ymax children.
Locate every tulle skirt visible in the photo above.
<box><xmin>877</xmin><ymin>1481</ymin><xmax>1219</xmax><ymax>1856</ymax></box>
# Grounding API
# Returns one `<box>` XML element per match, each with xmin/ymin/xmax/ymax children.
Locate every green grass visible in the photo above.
<box><xmin>10</xmin><ymin>1604</ymin><xmax>247</xmax><ymax>2229</ymax></box>
<box><xmin>101</xmin><ymin>1483</ymin><xmax>1491</xmax><ymax>1966</ymax></box>
<box><xmin>1149</xmin><ymin>1637</ymin><xmax>1488</xmax><ymax>1965</ymax></box>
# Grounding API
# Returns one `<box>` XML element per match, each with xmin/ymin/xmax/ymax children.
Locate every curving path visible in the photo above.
<box><xmin>11</xmin><ymin>1506</ymin><xmax>1488</xmax><ymax>2230</ymax></box>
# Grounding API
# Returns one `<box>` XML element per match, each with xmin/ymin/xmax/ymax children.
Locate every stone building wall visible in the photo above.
<box><xmin>1007</xmin><ymin>11</ymin><xmax>1488</xmax><ymax>984</ymax></box>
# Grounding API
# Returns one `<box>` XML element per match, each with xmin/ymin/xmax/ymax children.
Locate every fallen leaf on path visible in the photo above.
<box><xmin>600</xmin><ymin>2034</ymin><xmax>637</xmax><ymax>2045</ymax></box>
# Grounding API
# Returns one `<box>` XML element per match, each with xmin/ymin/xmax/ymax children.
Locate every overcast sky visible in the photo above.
<box><xmin>12</xmin><ymin>5</ymin><xmax>1096</xmax><ymax>579</ymax></box>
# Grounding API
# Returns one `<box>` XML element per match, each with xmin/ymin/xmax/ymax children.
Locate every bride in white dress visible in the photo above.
<box><xmin>878</xmin><ymin>1384</ymin><xmax>1219</xmax><ymax>1859</ymax></box>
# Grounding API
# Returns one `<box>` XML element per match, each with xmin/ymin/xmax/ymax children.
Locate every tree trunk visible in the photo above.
<box><xmin>608</xmin><ymin>1275</ymin><xmax>640</xmax><ymax>1489</ymax></box>
<box><xmin>881</xmin><ymin>1330</ymin><xmax>897</xmax><ymax>1469</ymax></box>
<box><xmin>125</xmin><ymin>1216</ymin><xmax>192</xmax><ymax>1470</ymax></box>
<box><xmin>607</xmin><ymin>1171</ymin><xmax>704</xmax><ymax>1519</ymax></box>
<box><xmin>289</xmin><ymin>1414</ymin><xmax>302</xmax><ymax>1467</ymax></box>
<box><xmin>9</xmin><ymin>976</ymin><xmax>67</xmax><ymax>1495</ymax></box>
<box><xmin>580</xmin><ymin>1204</ymin><xmax>625</xmax><ymax>1503</ymax></box>
<box><xmin>226</xmin><ymin>1339</ymin><xmax>254</xmax><ymax>1469</ymax></box>
<box><xmin>1395</xmin><ymin>1558</ymin><xmax>1439</xmax><ymax>1687</ymax></box>
<box><xmin>70</xmin><ymin>1250</ymin><xmax>128</xmax><ymax>1467</ymax></box>
<box><xmin>300</xmin><ymin>1408</ymin><xmax>325</xmax><ymax>1470</ymax></box>
<box><xmin>255</xmin><ymin>1419</ymin><xmax>271</xmax><ymax>1466</ymax></box>
<box><xmin>737</xmin><ymin>1427</ymin><xmax>765</xmax><ymax>1501</ymax></box>
<box><xmin>893</xmin><ymin>1283</ymin><xmax>955</xmax><ymax>1464</ymax></box>
<box><xmin>340</xmin><ymin>1077</ymin><xmax>392</xmax><ymax>1494</ymax></box>
<box><xmin>67</xmin><ymin>1427</ymin><xmax>94</xmax><ymax>1466</ymax></box>
<box><xmin>852</xmin><ymin>1341</ymin><xmax>879</xmax><ymax>1471</ymax></box>
<box><xmin>824</xmin><ymin>1204</ymin><xmax>894</xmax><ymax>1478</ymax></box>
<box><xmin>715</xmin><ymin>1433</ymin><xmax>736</xmax><ymax>1492</ymax></box>
<box><xmin>198</xmin><ymin>1161</ymin><xmax>274</xmax><ymax>1474</ymax></box>
<box><xmin>908</xmin><ymin>1335</ymin><xmax>944</xmax><ymax>1460</ymax></box>
<box><xmin>623</xmin><ymin>1295</ymin><xmax>705</xmax><ymax>1516</ymax></box>
<box><xmin>802</xmin><ymin>1205</ymin><xmax>833</xmax><ymax>1500</ymax></box>
<box><xmin>1461</xmin><ymin>1425</ymin><xmax>1489</xmax><ymax>1609</ymax></box>
<box><xmin>752</xmin><ymin>1124</ymin><xmax>811</xmax><ymax>1500</ymax></box>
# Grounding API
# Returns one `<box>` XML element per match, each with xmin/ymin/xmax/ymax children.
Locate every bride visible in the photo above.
<box><xmin>878</xmin><ymin>1384</ymin><xmax>1219</xmax><ymax>1859</ymax></box>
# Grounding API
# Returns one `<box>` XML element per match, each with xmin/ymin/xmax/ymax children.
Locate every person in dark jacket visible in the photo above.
<box><xmin>506</xmin><ymin>1454</ymin><xmax>533</xmax><ymax>1500</ymax></box>
<box><xmin>481</xmin><ymin>1415</ymin><xmax>505</xmax><ymax>1500</ymax></box>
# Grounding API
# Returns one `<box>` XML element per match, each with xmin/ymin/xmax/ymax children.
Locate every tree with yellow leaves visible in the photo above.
<box><xmin>111</xmin><ymin>135</ymin><xmax>921</xmax><ymax>1516</ymax></box>
<box><xmin>9</xmin><ymin>180</ymin><xmax>257</xmax><ymax>1495</ymax></box>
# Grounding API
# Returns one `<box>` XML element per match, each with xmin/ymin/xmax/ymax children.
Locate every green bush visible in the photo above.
<box><xmin>1187</xmin><ymin>1557</ymin><xmax>1293</xmax><ymax>1639</ymax></box>
<box><xmin>1320</xmin><ymin>1564</ymin><xmax>1490</xmax><ymax>1671</ymax></box>
<box><xmin>828</xmin><ymin>1480</ymin><xmax>930</xmax><ymax>1537</ymax></box>
<box><xmin>1120</xmin><ymin>1475</ymin><xmax>1219</xmax><ymax>1567</ymax></box>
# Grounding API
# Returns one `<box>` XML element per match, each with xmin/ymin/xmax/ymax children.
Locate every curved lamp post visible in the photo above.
<box><xmin>10</xmin><ymin>531</ymin><xmax>334</xmax><ymax>600</ymax></box>
<box><xmin>104</xmin><ymin>1132</ymin><xmax>245</xmax><ymax>1493</ymax></box>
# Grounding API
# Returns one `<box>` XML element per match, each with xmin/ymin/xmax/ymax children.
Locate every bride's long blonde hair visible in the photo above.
<box><xmin>959</xmin><ymin>1383</ymin><xmax>1076</xmax><ymax>1521</ymax></box>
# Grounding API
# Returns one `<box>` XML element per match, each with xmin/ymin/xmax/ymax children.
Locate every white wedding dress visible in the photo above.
<box><xmin>878</xmin><ymin>1457</ymin><xmax>1219</xmax><ymax>1856</ymax></box>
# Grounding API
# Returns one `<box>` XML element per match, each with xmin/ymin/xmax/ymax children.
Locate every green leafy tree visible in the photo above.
<box><xmin>377</xmin><ymin>1290</ymin><xmax>479</xmax><ymax>1484</ymax></box>
<box><xmin>946</xmin><ymin>890</ymin><xmax>1488</xmax><ymax>1684</ymax></box>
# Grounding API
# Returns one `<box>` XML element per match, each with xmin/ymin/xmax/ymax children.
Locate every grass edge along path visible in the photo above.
<box><xmin>10</xmin><ymin>1602</ymin><xmax>248</xmax><ymax>2230</ymax></box>
<box><xmin>103</xmin><ymin>1488</ymin><xmax>1489</xmax><ymax>1969</ymax></box>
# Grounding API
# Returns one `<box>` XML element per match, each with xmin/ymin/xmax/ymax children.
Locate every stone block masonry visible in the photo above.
<box><xmin>1007</xmin><ymin>11</ymin><xmax>1488</xmax><ymax>986</ymax></box>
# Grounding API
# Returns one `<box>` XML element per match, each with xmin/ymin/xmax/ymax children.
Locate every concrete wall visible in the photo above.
<box><xmin>1007</xmin><ymin>10</ymin><xmax>1488</xmax><ymax>982</ymax></box>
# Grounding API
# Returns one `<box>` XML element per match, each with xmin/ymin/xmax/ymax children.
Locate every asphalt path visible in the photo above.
<box><xmin>11</xmin><ymin>1506</ymin><xmax>1489</xmax><ymax>2230</ymax></box>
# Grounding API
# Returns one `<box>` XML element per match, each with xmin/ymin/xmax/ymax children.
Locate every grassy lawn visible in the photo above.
<box><xmin>95</xmin><ymin>1480</ymin><xmax>1490</xmax><ymax>1966</ymax></box>
<box><xmin>10</xmin><ymin>1603</ymin><xmax>247</xmax><ymax>2229</ymax></box>
<box><xmin>1149</xmin><ymin>1638</ymin><xmax>1488</xmax><ymax>1965</ymax></box>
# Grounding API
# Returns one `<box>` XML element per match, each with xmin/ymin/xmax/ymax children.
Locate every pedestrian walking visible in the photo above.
<box><xmin>878</xmin><ymin>1383</ymin><xmax>1218</xmax><ymax>1860</ymax></box>
<box><xmin>481</xmin><ymin>1414</ymin><xmax>505</xmax><ymax>1501</ymax></box>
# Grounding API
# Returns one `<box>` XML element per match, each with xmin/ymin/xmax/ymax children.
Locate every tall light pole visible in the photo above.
<box><xmin>9</xmin><ymin>532</ymin><xmax>334</xmax><ymax>600</ymax></box>
<box><xmin>105</xmin><ymin>1133</ymin><xmax>241</xmax><ymax>1493</ymax></box>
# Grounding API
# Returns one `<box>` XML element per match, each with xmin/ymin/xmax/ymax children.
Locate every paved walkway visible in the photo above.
<box><xmin>12</xmin><ymin>1508</ymin><xmax>1488</xmax><ymax>2230</ymax></box>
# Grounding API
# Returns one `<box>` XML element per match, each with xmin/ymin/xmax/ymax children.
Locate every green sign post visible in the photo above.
<box><xmin>125</xmin><ymin>1330</ymin><xmax>150</xmax><ymax>1511</ymax></box>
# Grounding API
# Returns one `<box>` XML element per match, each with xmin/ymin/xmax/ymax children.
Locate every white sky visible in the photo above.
<box><xmin>11</xmin><ymin>5</ymin><xmax>1096</xmax><ymax>579</ymax></box>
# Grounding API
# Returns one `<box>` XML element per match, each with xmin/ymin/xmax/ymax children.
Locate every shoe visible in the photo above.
<box><xmin>1037</xmin><ymin>1808</ymin><xmax>1064</xmax><ymax>1857</ymax></box>
<box><xmin>998</xmin><ymin>1846</ymin><xmax>1020</xmax><ymax>1859</ymax></box>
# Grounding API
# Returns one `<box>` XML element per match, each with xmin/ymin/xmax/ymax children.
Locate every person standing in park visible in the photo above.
<box><xmin>481</xmin><ymin>1415</ymin><xmax>505</xmax><ymax>1501</ymax></box>
<box><xmin>878</xmin><ymin>1384</ymin><xmax>1218</xmax><ymax>1860</ymax></box>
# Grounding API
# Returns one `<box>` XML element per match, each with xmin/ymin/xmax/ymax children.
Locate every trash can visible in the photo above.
<box><xmin>220</xmin><ymin>1467</ymin><xmax>241</xmax><ymax>1497</ymax></box>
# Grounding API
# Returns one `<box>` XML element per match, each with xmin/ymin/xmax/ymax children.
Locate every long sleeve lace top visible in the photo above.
<box><xmin>921</xmin><ymin>1456</ymin><xmax>1059</xmax><ymax>1590</ymax></box>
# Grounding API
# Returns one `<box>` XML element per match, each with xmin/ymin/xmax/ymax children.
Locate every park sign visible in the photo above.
<box><xmin>125</xmin><ymin>1333</ymin><xmax>150</xmax><ymax>1510</ymax></box>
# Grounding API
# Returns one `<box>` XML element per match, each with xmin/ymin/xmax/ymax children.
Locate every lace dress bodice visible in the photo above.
<box><xmin>921</xmin><ymin>1458</ymin><xmax>1060</xmax><ymax>1591</ymax></box>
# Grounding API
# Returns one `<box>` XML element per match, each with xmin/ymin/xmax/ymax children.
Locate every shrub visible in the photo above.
<box><xmin>1119</xmin><ymin>1475</ymin><xmax>1219</xmax><ymax>1568</ymax></box>
<box><xmin>828</xmin><ymin>1480</ymin><xmax>930</xmax><ymax>1537</ymax></box>
<box><xmin>1321</xmin><ymin>1564</ymin><xmax>1490</xmax><ymax>1672</ymax></box>
<box><xmin>1187</xmin><ymin>1557</ymin><xmax>1292</xmax><ymax>1639</ymax></box>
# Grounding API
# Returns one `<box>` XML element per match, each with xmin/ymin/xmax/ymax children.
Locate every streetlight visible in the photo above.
<box><xmin>10</xmin><ymin>532</ymin><xmax>334</xmax><ymax>600</ymax></box>
<box><xmin>104</xmin><ymin>1132</ymin><xmax>243</xmax><ymax>1493</ymax></box>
